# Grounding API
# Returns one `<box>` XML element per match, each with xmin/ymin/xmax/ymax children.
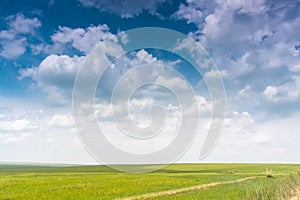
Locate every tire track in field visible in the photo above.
<box><xmin>118</xmin><ymin>176</ymin><xmax>258</xmax><ymax>200</ymax></box>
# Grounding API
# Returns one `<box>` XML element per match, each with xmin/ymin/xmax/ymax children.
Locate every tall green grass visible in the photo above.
<box><xmin>245</xmin><ymin>172</ymin><xmax>300</xmax><ymax>200</ymax></box>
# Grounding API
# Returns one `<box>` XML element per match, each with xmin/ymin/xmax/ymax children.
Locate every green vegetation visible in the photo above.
<box><xmin>0</xmin><ymin>163</ymin><xmax>299</xmax><ymax>199</ymax></box>
<box><xmin>246</xmin><ymin>172</ymin><xmax>300</xmax><ymax>200</ymax></box>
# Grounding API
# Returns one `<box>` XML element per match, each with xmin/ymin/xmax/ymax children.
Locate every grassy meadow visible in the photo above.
<box><xmin>0</xmin><ymin>163</ymin><xmax>300</xmax><ymax>199</ymax></box>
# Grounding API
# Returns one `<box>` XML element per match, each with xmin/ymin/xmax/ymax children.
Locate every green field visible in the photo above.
<box><xmin>0</xmin><ymin>163</ymin><xmax>300</xmax><ymax>199</ymax></box>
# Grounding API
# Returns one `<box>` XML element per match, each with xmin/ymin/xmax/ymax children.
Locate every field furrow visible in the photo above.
<box><xmin>119</xmin><ymin>177</ymin><xmax>257</xmax><ymax>200</ymax></box>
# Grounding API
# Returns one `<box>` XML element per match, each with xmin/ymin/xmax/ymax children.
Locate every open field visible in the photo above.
<box><xmin>0</xmin><ymin>163</ymin><xmax>300</xmax><ymax>199</ymax></box>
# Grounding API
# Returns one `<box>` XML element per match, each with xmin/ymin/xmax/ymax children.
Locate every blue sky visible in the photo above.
<box><xmin>0</xmin><ymin>0</ymin><xmax>300</xmax><ymax>164</ymax></box>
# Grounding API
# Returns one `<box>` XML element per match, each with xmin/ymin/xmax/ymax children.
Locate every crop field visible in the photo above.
<box><xmin>0</xmin><ymin>163</ymin><xmax>300</xmax><ymax>200</ymax></box>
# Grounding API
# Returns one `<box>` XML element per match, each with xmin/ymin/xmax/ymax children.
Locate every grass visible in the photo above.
<box><xmin>245</xmin><ymin>172</ymin><xmax>300</xmax><ymax>200</ymax></box>
<box><xmin>0</xmin><ymin>163</ymin><xmax>299</xmax><ymax>199</ymax></box>
<box><xmin>160</xmin><ymin>174</ymin><xmax>300</xmax><ymax>200</ymax></box>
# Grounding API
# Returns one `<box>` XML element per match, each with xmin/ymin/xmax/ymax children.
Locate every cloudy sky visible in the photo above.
<box><xmin>0</xmin><ymin>0</ymin><xmax>300</xmax><ymax>164</ymax></box>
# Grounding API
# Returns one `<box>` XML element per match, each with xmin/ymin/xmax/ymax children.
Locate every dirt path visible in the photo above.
<box><xmin>289</xmin><ymin>186</ymin><xmax>300</xmax><ymax>200</ymax></box>
<box><xmin>118</xmin><ymin>176</ymin><xmax>257</xmax><ymax>200</ymax></box>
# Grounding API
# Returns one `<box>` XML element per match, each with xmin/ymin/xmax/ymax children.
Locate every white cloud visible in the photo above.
<box><xmin>198</xmin><ymin>0</ymin><xmax>266</xmax><ymax>55</ymax></box>
<box><xmin>265</xmin><ymin>42</ymin><xmax>293</xmax><ymax>69</ymax></box>
<box><xmin>95</xmin><ymin>103</ymin><xmax>113</xmax><ymax>120</ymax></box>
<box><xmin>21</xmin><ymin>29</ymin><xmax>175</xmax><ymax>106</ymax></box>
<box><xmin>50</xmin><ymin>25</ymin><xmax>117</xmax><ymax>54</ymax></box>
<box><xmin>228</xmin><ymin>52</ymin><xmax>256</xmax><ymax>78</ymax></box>
<box><xmin>177</xmin><ymin>0</ymin><xmax>265</xmax><ymax>40</ymax></box>
<box><xmin>132</xmin><ymin>49</ymin><xmax>158</xmax><ymax>64</ymax></box>
<box><xmin>0</xmin><ymin>30</ymin><xmax>15</xmax><ymax>40</ymax></box>
<box><xmin>0</xmin><ymin>98</ymin><xmax>97</xmax><ymax>163</ymax></box>
<box><xmin>204</xmin><ymin>69</ymin><xmax>228</xmax><ymax>80</ymax></box>
<box><xmin>1</xmin><ymin>1</ymin><xmax>300</xmax><ymax>164</ymax></box>
<box><xmin>263</xmin><ymin>86</ymin><xmax>278</xmax><ymax>101</ymax></box>
<box><xmin>224</xmin><ymin>111</ymin><xmax>254</xmax><ymax>134</ymax></box>
<box><xmin>128</xmin><ymin>98</ymin><xmax>156</xmax><ymax>128</ymax></box>
<box><xmin>0</xmin><ymin>119</ymin><xmax>38</xmax><ymax>132</ymax></box>
<box><xmin>217</xmin><ymin>0</ymin><xmax>266</xmax><ymax>14</ymax></box>
<box><xmin>30</xmin><ymin>43</ymin><xmax>46</xmax><ymax>55</ymax></box>
<box><xmin>19</xmin><ymin>54</ymin><xmax>85</xmax><ymax>104</ymax></box>
<box><xmin>0</xmin><ymin>38</ymin><xmax>26</xmax><ymax>59</ymax></box>
<box><xmin>184</xmin><ymin>112</ymin><xmax>300</xmax><ymax>163</ymax></box>
<box><xmin>194</xmin><ymin>95</ymin><xmax>212</xmax><ymax>115</ymax></box>
<box><xmin>173</xmin><ymin>0</ymin><xmax>300</xmax><ymax>121</ymax></box>
<box><xmin>156</xmin><ymin>76</ymin><xmax>188</xmax><ymax>91</ymax></box>
<box><xmin>174</xmin><ymin>0</ymin><xmax>300</xmax><ymax>74</ymax></box>
<box><xmin>48</xmin><ymin>114</ymin><xmax>74</xmax><ymax>128</ymax></box>
<box><xmin>263</xmin><ymin>76</ymin><xmax>300</xmax><ymax>103</ymax></box>
<box><xmin>0</xmin><ymin>14</ymin><xmax>41</xmax><ymax>59</ymax></box>
<box><xmin>173</xmin><ymin>0</ymin><xmax>216</xmax><ymax>25</ymax></box>
<box><xmin>19</xmin><ymin>27</ymin><xmax>140</xmax><ymax>105</ymax></box>
<box><xmin>70</xmin><ymin>42</ymin><xmax>218</xmax><ymax>158</ymax></box>
<box><xmin>173</xmin><ymin>4</ymin><xmax>203</xmax><ymax>25</ymax></box>
<box><xmin>252</xmin><ymin>28</ymin><xmax>274</xmax><ymax>43</ymax></box>
<box><xmin>79</xmin><ymin>0</ymin><xmax>168</xmax><ymax>18</ymax></box>
<box><xmin>30</xmin><ymin>54</ymin><xmax>84</xmax><ymax>87</ymax></box>
<box><xmin>7</xmin><ymin>14</ymin><xmax>41</xmax><ymax>34</ymax></box>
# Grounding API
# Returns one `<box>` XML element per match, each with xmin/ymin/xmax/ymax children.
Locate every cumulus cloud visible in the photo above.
<box><xmin>2</xmin><ymin>0</ymin><xmax>300</xmax><ymax>164</ymax></box>
<box><xmin>198</xmin><ymin>0</ymin><xmax>268</xmax><ymax>58</ymax></box>
<box><xmin>50</xmin><ymin>25</ymin><xmax>117</xmax><ymax>54</ymax></box>
<box><xmin>19</xmin><ymin>54</ymin><xmax>85</xmax><ymax>104</ymax></box>
<box><xmin>173</xmin><ymin>0</ymin><xmax>300</xmax><ymax>118</ymax></box>
<box><xmin>173</xmin><ymin>0</ymin><xmax>217</xmax><ymax>26</ymax></box>
<box><xmin>130</xmin><ymin>49</ymin><xmax>158</xmax><ymax>65</ymax></box>
<box><xmin>173</xmin><ymin>4</ymin><xmax>204</xmax><ymax>25</ymax></box>
<box><xmin>0</xmin><ymin>14</ymin><xmax>41</xmax><ymax>59</ymax></box>
<box><xmin>79</xmin><ymin>0</ymin><xmax>168</xmax><ymax>18</ymax></box>
<box><xmin>7</xmin><ymin>14</ymin><xmax>41</xmax><ymax>34</ymax></box>
<box><xmin>174</xmin><ymin>0</ymin><xmax>300</xmax><ymax>70</ymax></box>
<box><xmin>19</xmin><ymin>22</ymin><xmax>185</xmax><ymax>108</ymax></box>
<box><xmin>64</xmin><ymin>35</ymin><xmax>216</xmax><ymax>157</ymax></box>
<box><xmin>21</xmin><ymin>54</ymin><xmax>84</xmax><ymax>88</ymax></box>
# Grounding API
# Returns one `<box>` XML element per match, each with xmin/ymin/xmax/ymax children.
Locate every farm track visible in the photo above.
<box><xmin>119</xmin><ymin>176</ymin><xmax>258</xmax><ymax>200</ymax></box>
